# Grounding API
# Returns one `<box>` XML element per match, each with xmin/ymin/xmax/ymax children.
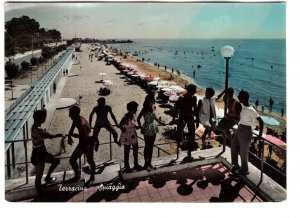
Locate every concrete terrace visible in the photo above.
<box><xmin>6</xmin><ymin>147</ymin><xmax>286</xmax><ymax>202</ymax></box>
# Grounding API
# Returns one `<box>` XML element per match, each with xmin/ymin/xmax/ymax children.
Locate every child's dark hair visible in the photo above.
<box><xmin>33</xmin><ymin>109</ymin><xmax>47</xmax><ymax>122</ymax></box>
<box><xmin>143</xmin><ymin>93</ymin><xmax>155</xmax><ymax>110</ymax></box>
<box><xmin>127</xmin><ymin>101</ymin><xmax>138</xmax><ymax>111</ymax></box>
<box><xmin>206</xmin><ymin>87</ymin><xmax>215</xmax><ymax>97</ymax></box>
<box><xmin>238</xmin><ymin>90</ymin><xmax>249</xmax><ymax>101</ymax></box>
<box><xmin>69</xmin><ymin>105</ymin><xmax>81</xmax><ymax>115</ymax></box>
<box><xmin>187</xmin><ymin>84</ymin><xmax>197</xmax><ymax>93</ymax></box>
<box><xmin>97</xmin><ymin>97</ymin><xmax>105</xmax><ymax>105</ymax></box>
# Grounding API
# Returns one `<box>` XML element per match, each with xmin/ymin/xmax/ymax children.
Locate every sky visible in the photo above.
<box><xmin>4</xmin><ymin>1</ymin><xmax>286</xmax><ymax>39</ymax></box>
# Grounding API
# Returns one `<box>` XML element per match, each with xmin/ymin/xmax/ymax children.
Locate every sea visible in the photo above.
<box><xmin>111</xmin><ymin>39</ymin><xmax>286</xmax><ymax>113</ymax></box>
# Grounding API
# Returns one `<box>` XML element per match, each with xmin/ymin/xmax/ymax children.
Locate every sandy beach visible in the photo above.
<box><xmin>44</xmin><ymin>44</ymin><xmax>176</xmax><ymax>173</ymax></box>
<box><xmin>24</xmin><ymin>43</ymin><xmax>286</xmax><ymax>174</ymax></box>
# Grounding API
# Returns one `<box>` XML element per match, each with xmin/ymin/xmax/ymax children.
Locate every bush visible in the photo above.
<box><xmin>41</xmin><ymin>46</ymin><xmax>53</xmax><ymax>59</ymax></box>
<box><xmin>30</xmin><ymin>57</ymin><xmax>38</xmax><ymax>66</ymax></box>
<box><xmin>21</xmin><ymin>61</ymin><xmax>30</xmax><ymax>70</ymax></box>
<box><xmin>5</xmin><ymin>62</ymin><xmax>20</xmax><ymax>78</ymax></box>
<box><xmin>38</xmin><ymin>56</ymin><xmax>45</xmax><ymax>63</ymax></box>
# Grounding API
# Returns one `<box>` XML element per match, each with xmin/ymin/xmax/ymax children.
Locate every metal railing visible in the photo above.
<box><xmin>249</xmin><ymin>132</ymin><xmax>286</xmax><ymax>188</ymax></box>
<box><xmin>5</xmin><ymin>122</ymin><xmax>287</xmax><ymax>196</ymax></box>
<box><xmin>4</xmin><ymin>129</ymin><xmax>172</xmax><ymax>185</ymax></box>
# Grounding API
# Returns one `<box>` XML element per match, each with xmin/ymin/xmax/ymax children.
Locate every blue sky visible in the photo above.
<box><xmin>4</xmin><ymin>2</ymin><xmax>285</xmax><ymax>39</ymax></box>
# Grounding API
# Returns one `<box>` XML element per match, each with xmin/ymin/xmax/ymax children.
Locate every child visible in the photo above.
<box><xmin>119</xmin><ymin>101</ymin><xmax>143</xmax><ymax>172</ymax></box>
<box><xmin>31</xmin><ymin>109</ymin><xmax>62</xmax><ymax>197</ymax></box>
<box><xmin>89</xmin><ymin>97</ymin><xmax>120</xmax><ymax>152</ymax></box>
<box><xmin>137</xmin><ymin>93</ymin><xmax>166</xmax><ymax>171</ymax></box>
<box><xmin>231</xmin><ymin>91</ymin><xmax>264</xmax><ymax>175</ymax></box>
<box><xmin>198</xmin><ymin>87</ymin><xmax>217</xmax><ymax>145</ymax></box>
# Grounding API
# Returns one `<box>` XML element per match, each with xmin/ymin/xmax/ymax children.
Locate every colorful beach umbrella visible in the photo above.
<box><xmin>169</xmin><ymin>94</ymin><xmax>180</xmax><ymax>102</ymax></box>
<box><xmin>148</xmin><ymin>81</ymin><xmax>159</xmax><ymax>86</ymax></box>
<box><xmin>264</xmin><ymin>134</ymin><xmax>286</xmax><ymax>148</ymax></box>
<box><xmin>260</xmin><ymin>116</ymin><xmax>280</xmax><ymax>126</ymax></box>
<box><xmin>146</xmin><ymin>75</ymin><xmax>154</xmax><ymax>81</ymax></box>
<box><xmin>195</xmin><ymin>124</ymin><xmax>217</xmax><ymax>139</ymax></box>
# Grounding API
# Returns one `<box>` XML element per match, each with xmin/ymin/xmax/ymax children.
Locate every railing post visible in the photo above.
<box><xmin>23</xmin><ymin>126</ymin><xmax>29</xmax><ymax>184</ymax></box>
<box><xmin>83</xmin><ymin>153</ymin><xmax>86</xmax><ymax>165</ymax></box>
<box><xmin>12</xmin><ymin>142</ymin><xmax>15</xmax><ymax>169</ymax></box>
<box><xmin>79</xmin><ymin>156</ymin><xmax>82</xmax><ymax>173</ymax></box>
<box><xmin>6</xmin><ymin>148</ymin><xmax>11</xmax><ymax>179</ymax></box>
<box><xmin>258</xmin><ymin>139</ymin><xmax>265</xmax><ymax>186</ymax></box>
<box><xmin>158</xmin><ymin>148</ymin><xmax>160</xmax><ymax>157</ymax></box>
<box><xmin>110</xmin><ymin>132</ymin><xmax>112</xmax><ymax>161</ymax></box>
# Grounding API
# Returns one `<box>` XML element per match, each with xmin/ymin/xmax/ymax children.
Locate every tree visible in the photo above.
<box><xmin>41</xmin><ymin>46</ymin><xmax>53</xmax><ymax>59</ymax></box>
<box><xmin>38</xmin><ymin>56</ymin><xmax>45</xmax><ymax>64</ymax></box>
<box><xmin>21</xmin><ymin>61</ymin><xmax>30</xmax><ymax>71</ymax></box>
<box><xmin>5</xmin><ymin>16</ymin><xmax>62</xmax><ymax>56</ymax></box>
<box><xmin>5</xmin><ymin>16</ymin><xmax>40</xmax><ymax>37</ymax></box>
<box><xmin>46</xmin><ymin>29</ymin><xmax>61</xmax><ymax>42</ymax></box>
<box><xmin>30</xmin><ymin>57</ymin><xmax>38</xmax><ymax>66</ymax></box>
<box><xmin>5</xmin><ymin>62</ymin><xmax>20</xmax><ymax>78</ymax></box>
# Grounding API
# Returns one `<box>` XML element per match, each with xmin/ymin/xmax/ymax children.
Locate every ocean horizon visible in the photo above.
<box><xmin>111</xmin><ymin>39</ymin><xmax>286</xmax><ymax>113</ymax></box>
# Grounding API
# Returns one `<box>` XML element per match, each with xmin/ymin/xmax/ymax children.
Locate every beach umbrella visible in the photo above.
<box><xmin>148</xmin><ymin>81</ymin><xmax>159</xmax><ymax>86</ymax></box>
<box><xmin>146</xmin><ymin>75</ymin><xmax>154</xmax><ymax>81</ymax></box>
<box><xmin>195</xmin><ymin>124</ymin><xmax>217</xmax><ymax>139</ymax></box>
<box><xmin>264</xmin><ymin>134</ymin><xmax>286</xmax><ymax>159</ymax></box>
<box><xmin>164</xmin><ymin>90</ymin><xmax>175</xmax><ymax>97</ymax></box>
<box><xmin>161</xmin><ymin>87</ymin><xmax>173</xmax><ymax>92</ymax></box>
<box><xmin>99</xmin><ymin>72</ymin><xmax>107</xmax><ymax>81</ymax></box>
<box><xmin>103</xmin><ymin>80</ymin><xmax>113</xmax><ymax>86</ymax></box>
<box><xmin>260</xmin><ymin>116</ymin><xmax>280</xmax><ymax>126</ymax></box>
<box><xmin>138</xmin><ymin>74</ymin><xmax>147</xmax><ymax>79</ymax></box>
<box><xmin>169</xmin><ymin>85</ymin><xmax>183</xmax><ymax>91</ymax></box>
<box><xmin>169</xmin><ymin>94</ymin><xmax>180</xmax><ymax>102</ymax></box>
<box><xmin>157</xmin><ymin>85</ymin><xmax>168</xmax><ymax>89</ymax></box>
<box><xmin>264</xmin><ymin>135</ymin><xmax>286</xmax><ymax>147</ymax></box>
<box><xmin>179</xmin><ymin>90</ymin><xmax>187</xmax><ymax>95</ymax></box>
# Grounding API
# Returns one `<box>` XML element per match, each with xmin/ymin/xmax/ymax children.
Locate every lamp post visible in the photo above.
<box><xmin>31</xmin><ymin>35</ymin><xmax>34</xmax><ymax>58</ymax></box>
<box><xmin>221</xmin><ymin>45</ymin><xmax>234</xmax><ymax>116</ymax></box>
<box><xmin>29</xmin><ymin>66</ymin><xmax>37</xmax><ymax>84</ymax></box>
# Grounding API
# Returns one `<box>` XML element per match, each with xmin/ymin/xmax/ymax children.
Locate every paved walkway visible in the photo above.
<box><xmin>21</xmin><ymin>163</ymin><xmax>262</xmax><ymax>202</ymax></box>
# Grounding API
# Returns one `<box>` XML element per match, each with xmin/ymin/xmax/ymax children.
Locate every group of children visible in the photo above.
<box><xmin>174</xmin><ymin>84</ymin><xmax>264</xmax><ymax>175</ymax></box>
<box><xmin>30</xmin><ymin>93</ymin><xmax>167</xmax><ymax>198</ymax></box>
<box><xmin>30</xmin><ymin>83</ymin><xmax>265</xmax><ymax>198</ymax></box>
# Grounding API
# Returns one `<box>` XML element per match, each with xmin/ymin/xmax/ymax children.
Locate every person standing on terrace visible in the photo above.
<box><xmin>176</xmin><ymin>84</ymin><xmax>198</xmax><ymax>161</ymax></box>
<box><xmin>198</xmin><ymin>87</ymin><xmax>217</xmax><ymax>146</ymax></box>
<box><xmin>137</xmin><ymin>93</ymin><xmax>166</xmax><ymax>171</ymax></box>
<box><xmin>31</xmin><ymin>109</ymin><xmax>62</xmax><ymax>198</ymax></box>
<box><xmin>215</xmin><ymin>87</ymin><xmax>242</xmax><ymax>144</ymax></box>
<box><xmin>231</xmin><ymin>91</ymin><xmax>264</xmax><ymax>176</ymax></box>
<box><xmin>119</xmin><ymin>101</ymin><xmax>143</xmax><ymax>172</ymax></box>
<box><xmin>89</xmin><ymin>97</ymin><xmax>120</xmax><ymax>152</ymax></box>
<box><xmin>68</xmin><ymin>106</ymin><xmax>96</xmax><ymax>185</ymax></box>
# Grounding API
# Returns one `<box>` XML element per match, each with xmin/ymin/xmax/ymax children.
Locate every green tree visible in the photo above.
<box><xmin>5</xmin><ymin>16</ymin><xmax>62</xmax><ymax>56</ymax></box>
<box><xmin>21</xmin><ymin>61</ymin><xmax>30</xmax><ymax>71</ymax></box>
<box><xmin>30</xmin><ymin>57</ymin><xmax>38</xmax><ymax>66</ymax></box>
<box><xmin>5</xmin><ymin>16</ymin><xmax>40</xmax><ymax>37</ymax></box>
<box><xmin>46</xmin><ymin>29</ymin><xmax>61</xmax><ymax>42</ymax></box>
<box><xmin>5</xmin><ymin>62</ymin><xmax>20</xmax><ymax>78</ymax></box>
